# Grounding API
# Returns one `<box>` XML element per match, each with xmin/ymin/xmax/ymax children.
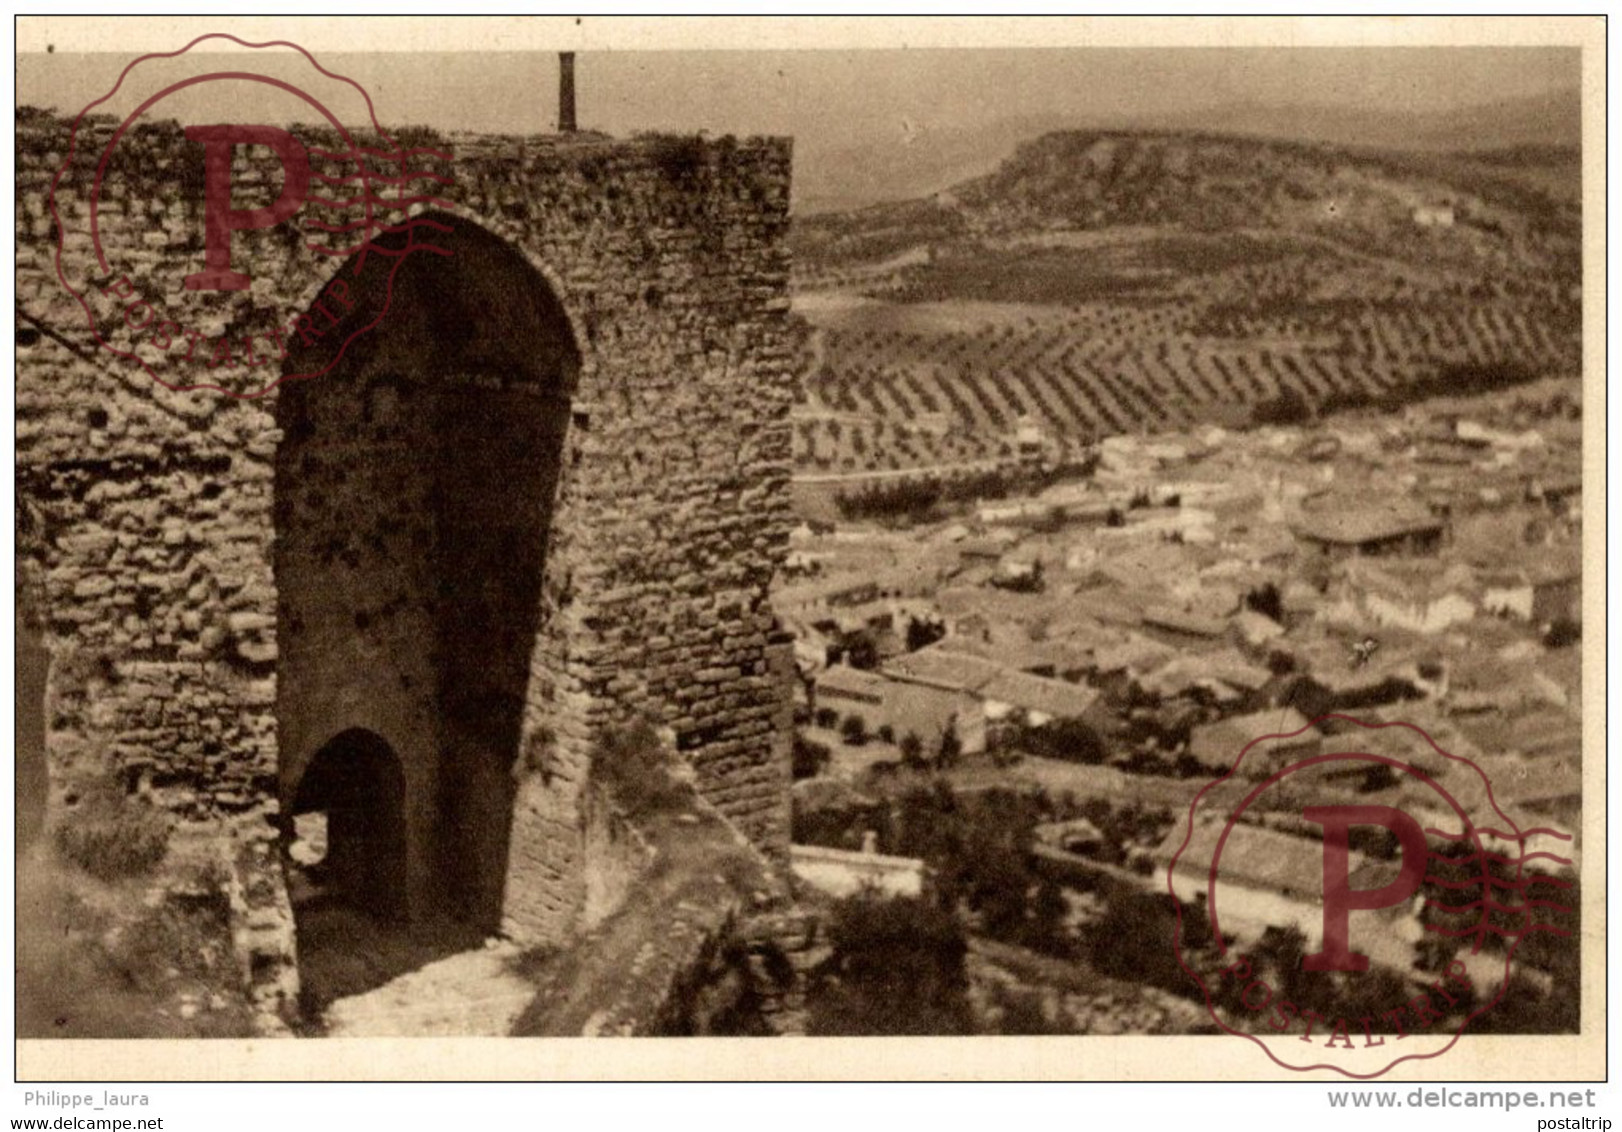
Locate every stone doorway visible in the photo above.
<box><xmin>284</xmin><ymin>726</ymin><xmax>482</xmax><ymax>1016</ymax></box>
<box><xmin>273</xmin><ymin>212</ymin><xmax>580</xmax><ymax>1002</ymax></box>
<box><xmin>288</xmin><ymin>728</ymin><xmax>408</xmax><ymax>920</ymax></box>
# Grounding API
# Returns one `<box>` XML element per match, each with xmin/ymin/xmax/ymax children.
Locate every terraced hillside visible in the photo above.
<box><xmin>790</xmin><ymin>131</ymin><xmax>1581</xmax><ymax>474</ymax></box>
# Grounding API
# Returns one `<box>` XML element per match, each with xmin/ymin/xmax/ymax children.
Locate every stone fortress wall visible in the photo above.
<box><xmin>16</xmin><ymin>106</ymin><xmax>798</xmax><ymax>1022</ymax></box>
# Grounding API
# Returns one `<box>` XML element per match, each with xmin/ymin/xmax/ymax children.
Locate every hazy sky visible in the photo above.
<box><xmin>18</xmin><ymin>46</ymin><xmax>1580</xmax><ymax>210</ymax></box>
<box><xmin>17</xmin><ymin>47</ymin><xmax>1578</xmax><ymax>140</ymax></box>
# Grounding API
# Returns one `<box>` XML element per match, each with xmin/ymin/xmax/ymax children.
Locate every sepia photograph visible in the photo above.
<box><xmin>9</xmin><ymin>12</ymin><xmax>1605</xmax><ymax>1096</ymax></box>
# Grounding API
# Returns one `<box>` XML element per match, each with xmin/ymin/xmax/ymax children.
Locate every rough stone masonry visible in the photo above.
<box><xmin>16</xmin><ymin>108</ymin><xmax>798</xmax><ymax>1020</ymax></box>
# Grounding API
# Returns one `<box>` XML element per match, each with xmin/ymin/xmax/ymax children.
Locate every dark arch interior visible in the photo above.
<box><xmin>274</xmin><ymin>211</ymin><xmax>578</xmax><ymax>985</ymax></box>
<box><xmin>290</xmin><ymin>728</ymin><xmax>407</xmax><ymax>920</ymax></box>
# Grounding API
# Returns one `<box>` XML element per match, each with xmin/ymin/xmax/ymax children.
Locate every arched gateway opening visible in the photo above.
<box><xmin>274</xmin><ymin>212</ymin><xmax>579</xmax><ymax>1000</ymax></box>
<box><xmin>289</xmin><ymin>729</ymin><xmax>407</xmax><ymax>921</ymax></box>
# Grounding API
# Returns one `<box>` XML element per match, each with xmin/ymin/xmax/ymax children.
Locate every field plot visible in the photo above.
<box><xmin>789</xmin><ymin>131</ymin><xmax>1580</xmax><ymax>474</ymax></box>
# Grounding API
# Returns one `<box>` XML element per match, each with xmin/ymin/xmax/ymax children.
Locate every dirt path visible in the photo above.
<box><xmin>321</xmin><ymin>943</ymin><xmax>534</xmax><ymax>1037</ymax></box>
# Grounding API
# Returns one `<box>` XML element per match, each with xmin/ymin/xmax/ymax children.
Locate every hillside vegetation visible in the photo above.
<box><xmin>790</xmin><ymin>130</ymin><xmax>1580</xmax><ymax>474</ymax></box>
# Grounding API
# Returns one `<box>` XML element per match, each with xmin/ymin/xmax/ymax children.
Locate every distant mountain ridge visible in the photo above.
<box><xmin>794</xmin><ymin>87</ymin><xmax>1581</xmax><ymax>214</ymax></box>
<box><xmin>796</xmin><ymin>114</ymin><xmax>1074</xmax><ymax>214</ymax></box>
<box><xmin>794</xmin><ymin>125</ymin><xmax>1580</xmax><ymax>280</ymax></box>
<box><xmin>1137</xmin><ymin>87</ymin><xmax>1582</xmax><ymax>155</ymax></box>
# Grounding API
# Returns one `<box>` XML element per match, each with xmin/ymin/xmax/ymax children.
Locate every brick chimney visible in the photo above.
<box><xmin>558</xmin><ymin>52</ymin><xmax>576</xmax><ymax>133</ymax></box>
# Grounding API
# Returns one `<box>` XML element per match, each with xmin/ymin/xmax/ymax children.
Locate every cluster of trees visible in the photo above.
<box><xmin>831</xmin><ymin>628</ymin><xmax>881</xmax><ymax>670</ymax></box>
<box><xmin>835</xmin><ymin>475</ymin><xmax>970</xmax><ymax>522</ymax></box>
<box><xmin>1204</xmin><ymin>924</ymin><xmax>1422</xmax><ymax>1032</ymax></box>
<box><xmin>1421</xmin><ymin>839</ymin><xmax>1533</xmax><ymax>957</ymax></box>
<box><xmin>1083</xmin><ymin>888</ymin><xmax>1205</xmax><ymax>996</ymax></box>
<box><xmin>796</xmin><ymin>780</ymin><xmax>1071</xmax><ymax>956</ymax></box>
<box><xmin>798</xmin><ymin>781</ymin><xmax>1134</xmax><ymax>1034</ymax></box>
<box><xmin>1058</xmin><ymin>796</ymin><xmax>1175</xmax><ymax>870</ymax></box>
<box><xmin>887</xmin><ymin>246</ymin><xmax>1164</xmax><ymax>308</ymax></box>
<box><xmin>806</xmin><ymin>893</ymin><xmax>974</xmax><ymax>1035</ymax></box>
<box><xmin>1184</xmin><ymin>854</ymin><xmax>1582</xmax><ymax>1037</ymax></box>
<box><xmin>1251</xmin><ymin>387</ymin><xmax>1313</xmax><ymax>426</ymax></box>
<box><xmin>1418</xmin><ymin>360</ymin><xmax>1542</xmax><ymax>399</ymax></box>
<box><xmin>1544</xmin><ymin>617</ymin><xmax>1581</xmax><ymax>648</ymax></box>
<box><xmin>1417</xmin><ymin>845</ymin><xmax>1579</xmax><ymax>1031</ymax></box>
<box><xmin>1244</xmin><ymin>581</ymin><xmax>1285</xmax><ymax>622</ymax></box>
<box><xmin>885</xmin><ymin>784</ymin><xmax>1071</xmax><ymax>955</ymax></box>
<box><xmin>1474</xmin><ymin>867</ymin><xmax>1580</xmax><ymax>1034</ymax></box>
<box><xmin>796</xmin><ymin>783</ymin><xmax>1580</xmax><ymax>1037</ymax></box>
<box><xmin>905</xmin><ymin>615</ymin><xmax>946</xmax><ymax>652</ymax></box>
<box><xmin>808</xmin><ymin>706</ymin><xmax>960</xmax><ymax>770</ymax></box>
<box><xmin>827</xmin><ymin>618</ymin><xmax>943</xmax><ymax>672</ymax></box>
<box><xmin>1250</xmin><ymin>360</ymin><xmax>1548</xmax><ymax>430</ymax></box>
<box><xmin>833</xmin><ymin>459</ymin><xmax>1097</xmax><ymax>523</ymax></box>
<box><xmin>1009</xmin><ymin>716</ymin><xmax>1107</xmax><ymax>765</ymax></box>
<box><xmin>792</xmin><ymin>736</ymin><xmax>831</xmax><ymax>780</ymax></box>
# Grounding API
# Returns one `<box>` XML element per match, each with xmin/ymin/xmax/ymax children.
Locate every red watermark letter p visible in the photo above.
<box><xmin>1301</xmin><ymin>804</ymin><xmax>1430</xmax><ymax>973</ymax></box>
<box><xmin>183</xmin><ymin>125</ymin><xmax>310</xmax><ymax>291</ymax></box>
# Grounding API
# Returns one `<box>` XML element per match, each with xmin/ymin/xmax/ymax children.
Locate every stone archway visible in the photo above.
<box><xmin>273</xmin><ymin>211</ymin><xmax>580</xmax><ymax>940</ymax></box>
<box><xmin>289</xmin><ymin>728</ymin><xmax>408</xmax><ymax>920</ymax></box>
